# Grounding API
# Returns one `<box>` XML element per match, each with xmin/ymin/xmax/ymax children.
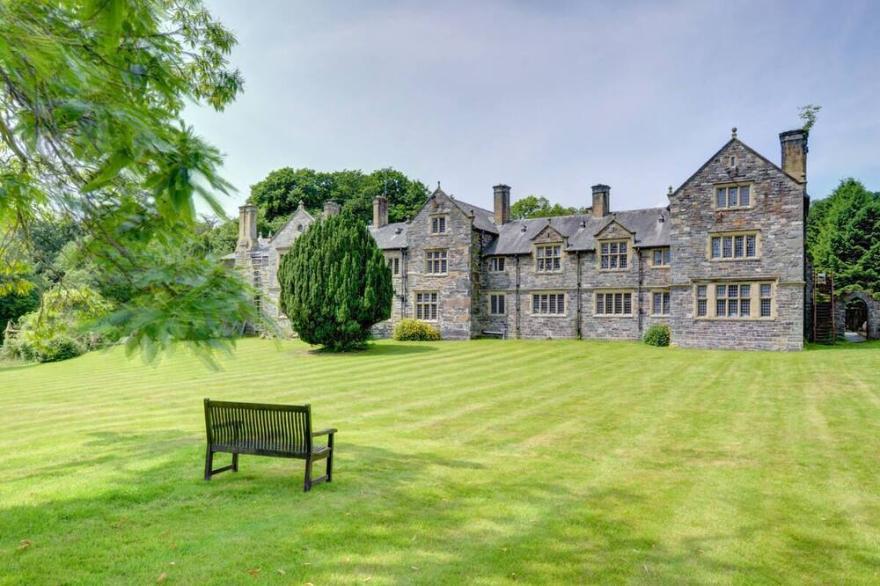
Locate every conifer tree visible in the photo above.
<box><xmin>277</xmin><ymin>212</ymin><xmax>392</xmax><ymax>350</ymax></box>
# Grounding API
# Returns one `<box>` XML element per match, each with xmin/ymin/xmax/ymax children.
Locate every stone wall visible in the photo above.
<box><xmin>668</xmin><ymin>139</ymin><xmax>805</xmax><ymax>350</ymax></box>
<box><xmin>405</xmin><ymin>191</ymin><xmax>474</xmax><ymax>340</ymax></box>
<box><xmin>834</xmin><ymin>292</ymin><xmax>880</xmax><ymax>340</ymax></box>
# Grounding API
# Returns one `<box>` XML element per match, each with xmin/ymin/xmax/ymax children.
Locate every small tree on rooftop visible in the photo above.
<box><xmin>277</xmin><ymin>212</ymin><xmax>392</xmax><ymax>351</ymax></box>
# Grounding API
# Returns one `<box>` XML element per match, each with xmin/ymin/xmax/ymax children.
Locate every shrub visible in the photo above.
<box><xmin>393</xmin><ymin>319</ymin><xmax>441</xmax><ymax>341</ymax></box>
<box><xmin>35</xmin><ymin>335</ymin><xmax>84</xmax><ymax>363</ymax></box>
<box><xmin>643</xmin><ymin>324</ymin><xmax>671</xmax><ymax>347</ymax></box>
<box><xmin>278</xmin><ymin>212</ymin><xmax>393</xmax><ymax>351</ymax></box>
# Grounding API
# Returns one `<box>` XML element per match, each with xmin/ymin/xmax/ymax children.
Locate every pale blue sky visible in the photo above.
<box><xmin>185</xmin><ymin>0</ymin><xmax>880</xmax><ymax>217</ymax></box>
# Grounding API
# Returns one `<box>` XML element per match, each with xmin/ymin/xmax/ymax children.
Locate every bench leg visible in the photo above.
<box><xmin>204</xmin><ymin>449</ymin><xmax>214</xmax><ymax>481</ymax></box>
<box><xmin>304</xmin><ymin>458</ymin><xmax>313</xmax><ymax>492</ymax></box>
<box><xmin>326</xmin><ymin>446</ymin><xmax>334</xmax><ymax>483</ymax></box>
<box><xmin>232</xmin><ymin>452</ymin><xmax>239</xmax><ymax>472</ymax></box>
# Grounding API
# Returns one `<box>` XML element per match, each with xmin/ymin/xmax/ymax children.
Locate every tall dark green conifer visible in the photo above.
<box><xmin>277</xmin><ymin>212</ymin><xmax>392</xmax><ymax>350</ymax></box>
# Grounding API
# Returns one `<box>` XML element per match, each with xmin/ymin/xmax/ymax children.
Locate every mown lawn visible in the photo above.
<box><xmin>1</xmin><ymin>339</ymin><xmax>880</xmax><ymax>584</ymax></box>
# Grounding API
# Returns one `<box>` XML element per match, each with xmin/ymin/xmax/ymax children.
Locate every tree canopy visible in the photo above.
<box><xmin>249</xmin><ymin>167</ymin><xmax>429</xmax><ymax>226</ymax></box>
<box><xmin>0</xmin><ymin>0</ymin><xmax>258</xmax><ymax>360</ymax></box>
<box><xmin>510</xmin><ymin>195</ymin><xmax>583</xmax><ymax>220</ymax></box>
<box><xmin>277</xmin><ymin>212</ymin><xmax>392</xmax><ymax>351</ymax></box>
<box><xmin>807</xmin><ymin>178</ymin><xmax>880</xmax><ymax>296</ymax></box>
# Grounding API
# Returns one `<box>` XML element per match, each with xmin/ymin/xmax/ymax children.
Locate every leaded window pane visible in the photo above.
<box><xmin>739</xmin><ymin>185</ymin><xmax>750</xmax><ymax>206</ymax></box>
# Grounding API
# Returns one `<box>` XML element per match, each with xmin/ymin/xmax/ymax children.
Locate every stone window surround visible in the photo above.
<box><xmin>707</xmin><ymin>230</ymin><xmax>762</xmax><ymax>262</ymax></box>
<box><xmin>487</xmin><ymin>292</ymin><xmax>506</xmax><ymax>315</ymax></box>
<box><xmin>530</xmin><ymin>291</ymin><xmax>567</xmax><ymax>317</ymax></box>
<box><xmin>650</xmin><ymin>288</ymin><xmax>671</xmax><ymax>316</ymax></box>
<box><xmin>598</xmin><ymin>239</ymin><xmax>631</xmax><ymax>271</ymax></box>
<box><xmin>430</xmin><ymin>214</ymin><xmax>448</xmax><ymax>234</ymax></box>
<box><xmin>387</xmin><ymin>255</ymin><xmax>400</xmax><ymax>275</ymax></box>
<box><xmin>424</xmin><ymin>249</ymin><xmax>448</xmax><ymax>275</ymax></box>
<box><xmin>713</xmin><ymin>182</ymin><xmax>754</xmax><ymax>211</ymax></box>
<box><xmin>487</xmin><ymin>257</ymin><xmax>506</xmax><ymax>272</ymax></box>
<box><xmin>415</xmin><ymin>291</ymin><xmax>439</xmax><ymax>321</ymax></box>
<box><xmin>650</xmin><ymin>247</ymin><xmax>671</xmax><ymax>268</ymax></box>
<box><xmin>594</xmin><ymin>289</ymin><xmax>635</xmax><ymax>317</ymax></box>
<box><xmin>692</xmin><ymin>280</ymin><xmax>777</xmax><ymax>321</ymax></box>
<box><xmin>534</xmin><ymin>244</ymin><xmax>562</xmax><ymax>273</ymax></box>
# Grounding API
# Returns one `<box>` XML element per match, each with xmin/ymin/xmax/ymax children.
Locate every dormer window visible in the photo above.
<box><xmin>652</xmin><ymin>248</ymin><xmax>671</xmax><ymax>267</ymax></box>
<box><xmin>600</xmin><ymin>240</ymin><xmax>628</xmax><ymax>270</ymax></box>
<box><xmin>715</xmin><ymin>184</ymin><xmax>751</xmax><ymax>209</ymax></box>
<box><xmin>535</xmin><ymin>245</ymin><xmax>561</xmax><ymax>272</ymax></box>
<box><xmin>488</xmin><ymin>257</ymin><xmax>505</xmax><ymax>272</ymax></box>
<box><xmin>431</xmin><ymin>215</ymin><xmax>447</xmax><ymax>234</ymax></box>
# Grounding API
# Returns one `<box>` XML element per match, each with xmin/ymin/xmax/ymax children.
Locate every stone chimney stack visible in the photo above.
<box><xmin>780</xmin><ymin>129</ymin><xmax>808</xmax><ymax>184</ymax></box>
<box><xmin>493</xmin><ymin>184</ymin><xmax>511</xmax><ymax>225</ymax></box>
<box><xmin>322</xmin><ymin>200</ymin><xmax>341</xmax><ymax>218</ymax></box>
<box><xmin>373</xmin><ymin>196</ymin><xmax>388</xmax><ymax>228</ymax></box>
<box><xmin>591</xmin><ymin>184</ymin><xmax>610</xmax><ymax>218</ymax></box>
<box><xmin>237</xmin><ymin>204</ymin><xmax>258</xmax><ymax>250</ymax></box>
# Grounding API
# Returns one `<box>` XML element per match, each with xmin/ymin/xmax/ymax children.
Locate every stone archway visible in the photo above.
<box><xmin>835</xmin><ymin>291</ymin><xmax>880</xmax><ymax>341</ymax></box>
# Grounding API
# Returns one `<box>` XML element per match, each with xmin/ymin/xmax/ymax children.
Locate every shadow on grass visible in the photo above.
<box><xmin>4</xmin><ymin>431</ymin><xmax>880</xmax><ymax>583</ymax></box>
<box><xmin>805</xmin><ymin>340</ymin><xmax>880</xmax><ymax>352</ymax></box>
<box><xmin>300</xmin><ymin>342</ymin><xmax>439</xmax><ymax>357</ymax></box>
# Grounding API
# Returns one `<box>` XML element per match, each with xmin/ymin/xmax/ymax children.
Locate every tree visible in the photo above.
<box><xmin>277</xmin><ymin>212</ymin><xmax>392</xmax><ymax>351</ymax></box>
<box><xmin>807</xmin><ymin>178</ymin><xmax>880</xmax><ymax>295</ymax></box>
<box><xmin>249</xmin><ymin>167</ymin><xmax>429</xmax><ymax>226</ymax></box>
<box><xmin>799</xmin><ymin>104</ymin><xmax>822</xmax><ymax>135</ymax></box>
<box><xmin>0</xmin><ymin>0</ymin><xmax>258</xmax><ymax>359</ymax></box>
<box><xmin>510</xmin><ymin>195</ymin><xmax>581</xmax><ymax>219</ymax></box>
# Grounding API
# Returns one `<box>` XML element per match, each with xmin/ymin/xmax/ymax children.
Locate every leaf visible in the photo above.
<box><xmin>17</xmin><ymin>539</ymin><xmax>32</xmax><ymax>551</ymax></box>
<box><xmin>156</xmin><ymin>572</ymin><xmax>167</xmax><ymax>583</ymax></box>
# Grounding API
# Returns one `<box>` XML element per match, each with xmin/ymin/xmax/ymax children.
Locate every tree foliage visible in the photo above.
<box><xmin>250</xmin><ymin>167</ymin><xmax>429</xmax><ymax>226</ymax></box>
<box><xmin>510</xmin><ymin>195</ymin><xmax>582</xmax><ymax>220</ymax></box>
<box><xmin>807</xmin><ymin>178</ymin><xmax>880</xmax><ymax>296</ymax></box>
<box><xmin>0</xmin><ymin>0</ymin><xmax>257</xmax><ymax>360</ymax></box>
<box><xmin>277</xmin><ymin>212</ymin><xmax>392</xmax><ymax>351</ymax></box>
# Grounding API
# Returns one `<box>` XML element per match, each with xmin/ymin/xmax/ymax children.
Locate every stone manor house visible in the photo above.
<box><xmin>231</xmin><ymin>128</ymin><xmax>811</xmax><ymax>351</ymax></box>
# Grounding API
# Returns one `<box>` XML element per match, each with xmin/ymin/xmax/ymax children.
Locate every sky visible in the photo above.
<box><xmin>184</xmin><ymin>0</ymin><xmax>880</xmax><ymax>218</ymax></box>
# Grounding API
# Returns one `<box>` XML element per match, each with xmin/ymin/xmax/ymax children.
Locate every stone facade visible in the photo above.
<box><xmin>234</xmin><ymin>128</ymin><xmax>811</xmax><ymax>351</ymax></box>
<box><xmin>834</xmin><ymin>291</ymin><xmax>880</xmax><ymax>340</ymax></box>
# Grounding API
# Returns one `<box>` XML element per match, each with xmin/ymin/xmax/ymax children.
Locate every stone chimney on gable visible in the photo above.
<box><xmin>591</xmin><ymin>184</ymin><xmax>610</xmax><ymax>218</ymax></box>
<box><xmin>373</xmin><ymin>195</ymin><xmax>388</xmax><ymax>228</ymax></box>
<box><xmin>780</xmin><ymin>129</ymin><xmax>808</xmax><ymax>184</ymax></box>
<box><xmin>237</xmin><ymin>204</ymin><xmax>258</xmax><ymax>251</ymax></box>
<box><xmin>322</xmin><ymin>200</ymin><xmax>341</xmax><ymax>218</ymax></box>
<box><xmin>493</xmin><ymin>184</ymin><xmax>511</xmax><ymax>225</ymax></box>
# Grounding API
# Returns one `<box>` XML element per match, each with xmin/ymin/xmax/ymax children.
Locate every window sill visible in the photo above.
<box><xmin>598</xmin><ymin>268</ymin><xmax>630</xmax><ymax>272</ymax></box>
<box><xmin>593</xmin><ymin>314</ymin><xmax>634</xmax><ymax>318</ymax></box>
<box><xmin>694</xmin><ymin>316</ymin><xmax>775</xmax><ymax>321</ymax></box>
<box><xmin>650</xmin><ymin>313</ymin><xmax>671</xmax><ymax>317</ymax></box>
<box><xmin>650</xmin><ymin>265</ymin><xmax>670</xmax><ymax>269</ymax></box>
<box><xmin>713</xmin><ymin>206</ymin><xmax>754</xmax><ymax>212</ymax></box>
<box><xmin>709</xmin><ymin>257</ymin><xmax>761</xmax><ymax>262</ymax></box>
<box><xmin>529</xmin><ymin>313</ymin><xmax>568</xmax><ymax>318</ymax></box>
<box><xmin>535</xmin><ymin>269</ymin><xmax>563</xmax><ymax>274</ymax></box>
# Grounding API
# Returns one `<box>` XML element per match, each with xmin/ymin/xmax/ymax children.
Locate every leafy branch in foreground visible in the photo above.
<box><xmin>0</xmin><ymin>0</ymin><xmax>257</xmax><ymax>361</ymax></box>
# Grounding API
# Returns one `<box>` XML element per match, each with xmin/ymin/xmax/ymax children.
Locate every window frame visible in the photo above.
<box><xmin>415</xmin><ymin>291</ymin><xmax>439</xmax><ymax>321</ymax></box>
<box><xmin>430</xmin><ymin>214</ymin><xmax>448</xmax><ymax>234</ymax></box>
<box><xmin>534</xmin><ymin>244</ymin><xmax>562</xmax><ymax>273</ymax></box>
<box><xmin>488</xmin><ymin>292</ymin><xmax>506</xmax><ymax>316</ymax></box>
<box><xmin>651</xmin><ymin>289</ymin><xmax>671</xmax><ymax>316</ymax></box>
<box><xmin>530</xmin><ymin>292</ymin><xmax>566</xmax><ymax>316</ymax></box>
<box><xmin>651</xmin><ymin>247</ymin><xmax>671</xmax><ymax>268</ymax></box>
<box><xmin>594</xmin><ymin>290</ymin><xmax>634</xmax><ymax>317</ymax></box>
<box><xmin>487</xmin><ymin>257</ymin><xmax>506</xmax><ymax>272</ymax></box>
<box><xmin>709</xmin><ymin>231</ymin><xmax>761</xmax><ymax>261</ymax></box>
<box><xmin>388</xmin><ymin>256</ymin><xmax>400</xmax><ymax>275</ymax></box>
<box><xmin>599</xmin><ymin>239</ymin><xmax>630</xmax><ymax>271</ymax></box>
<box><xmin>425</xmin><ymin>249</ymin><xmax>448</xmax><ymax>275</ymax></box>
<box><xmin>714</xmin><ymin>183</ymin><xmax>754</xmax><ymax>210</ymax></box>
<box><xmin>693</xmin><ymin>281</ymin><xmax>775</xmax><ymax>321</ymax></box>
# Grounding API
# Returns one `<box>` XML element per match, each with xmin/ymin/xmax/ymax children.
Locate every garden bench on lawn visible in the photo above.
<box><xmin>203</xmin><ymin>399</ymin><xmax>337</xmax><ymax>492</ymax></box>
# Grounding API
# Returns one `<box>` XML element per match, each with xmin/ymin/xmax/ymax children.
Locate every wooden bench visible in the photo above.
<box><xmin>203</xmin><ymin>399</ymin><xmax>337</xmax><ymax>492</ymax></box>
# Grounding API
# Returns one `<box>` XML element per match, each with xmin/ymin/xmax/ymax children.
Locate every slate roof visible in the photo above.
<box><xmin>369</xmin><ymin>222</ymin><xmax>408</xmax><ymax>249</ymax></box>
<box><xmin>449</xmin><ymin>197</ymin><xmax>499</xmax><ymax>234</ymax></box>
<box><xmin>485</xmin><ymin>207</ymin><xmax>670</xmax><ymax>255</ymax></box>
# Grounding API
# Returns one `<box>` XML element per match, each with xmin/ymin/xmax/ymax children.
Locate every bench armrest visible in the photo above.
<box><xmin>312</xmin><ymin>428</ymin><xmax>337</xmax><ymax>437</ymax></box>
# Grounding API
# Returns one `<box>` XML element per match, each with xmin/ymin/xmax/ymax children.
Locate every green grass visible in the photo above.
<box><xmin>2</xmin><ymin>339</ymin><xmax>880</xmax><ymax>584</ymax></box>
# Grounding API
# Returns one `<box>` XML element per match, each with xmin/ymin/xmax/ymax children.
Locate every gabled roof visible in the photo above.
<box><xmin>670</xmin><ymin>137</ymin><xmax>803</xmax><ymax>198</ymax></box>
<box><xmin>269</xmin><ymin>202</ymin><xmax>315</xmax><ymax>245</ymax></box>
<box><xmin>430</xmin><ymin>187</ymin><xmax>498</xmax><ymax>234</ymax></box>
<box><xmin>486</xmin><ymin>207</ymin><xmax>670</xmax><ymax>255</ymax></box>
<box><xmin>369</xmin><ymin>222</ymin><xmax>408</xmax><ymax>249</ymax></box>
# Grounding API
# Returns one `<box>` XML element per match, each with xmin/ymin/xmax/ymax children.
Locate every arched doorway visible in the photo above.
<box><xmin>845</xmin><ymin>297</ymin><xmax>869</xmax><ymax>341</ymax></box>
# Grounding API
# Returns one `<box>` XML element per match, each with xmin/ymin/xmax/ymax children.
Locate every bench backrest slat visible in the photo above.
<box><xmin>204</xmin><ymin>399</ymin><xmax>312</xmax><ymax>455</ymax></box>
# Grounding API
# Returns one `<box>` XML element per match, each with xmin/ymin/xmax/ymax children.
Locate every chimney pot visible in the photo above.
<box><xmin>373</xmin><ymin>196</ymin><xmax>388</xmax><ymax>228</ymax></box>
<box><xmin>493</xmin><ymin>184</ymin><xmax>511</xmax><ymax>225</ymax></box>
<box><xmin>591</xmin><ymin>184</ymin><xmax>610</xmax><ymax>218</ymax></box>
<box><xmin>779</xmin><ymin>129</ymin><xmax>808</xmax><ymax>184</ymax></box>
